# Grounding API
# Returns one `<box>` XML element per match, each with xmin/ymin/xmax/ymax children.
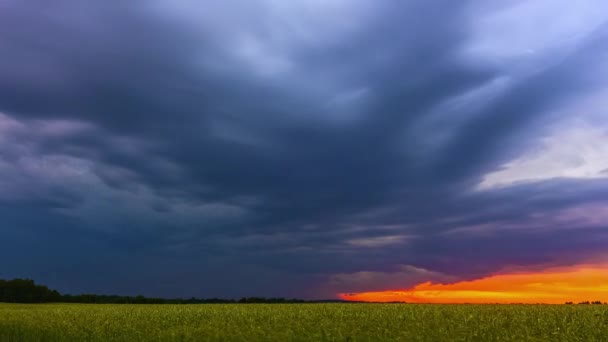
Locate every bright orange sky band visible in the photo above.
<box><xmin>340</xmin><ymin>265</ymin><xmax>608</xmax><ymax>304</ymax></box>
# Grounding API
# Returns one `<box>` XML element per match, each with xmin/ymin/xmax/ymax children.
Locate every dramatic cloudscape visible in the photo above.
<box><xmin>1</xmin><ymin>0</ymin><xmax>608</xmax><ymax>302</ymax></box>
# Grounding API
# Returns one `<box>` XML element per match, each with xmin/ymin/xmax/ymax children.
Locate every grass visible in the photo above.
<box><xmin>1</xmin><ymin>303</ymin><xmax>608</xmax><ymax>341</ymax></box>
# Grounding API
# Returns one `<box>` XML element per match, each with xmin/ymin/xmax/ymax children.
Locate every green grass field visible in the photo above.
<box><xmin>1</xmin><ymin>303</ymin><xmax>607</xmax><ymax>341</ymax></box>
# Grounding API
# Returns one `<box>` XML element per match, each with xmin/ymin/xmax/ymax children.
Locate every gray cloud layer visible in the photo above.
<box><xmin>1</xmin><ymin>0</ymin><xmax>608</xmax><ymax>298</ymax></box>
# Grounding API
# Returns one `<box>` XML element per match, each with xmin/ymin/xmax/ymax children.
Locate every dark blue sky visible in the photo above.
<box><xmin>1</xmin><ymin>0</ymin><xmax>608</xmax><ymax>299</ymax></box>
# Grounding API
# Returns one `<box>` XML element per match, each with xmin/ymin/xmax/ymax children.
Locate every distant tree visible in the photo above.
<box><xmin>0</xmin><ymin>278</ymin><xmax>319</xmax><ymax>304</ymax></box>
<box><xmin>0</xmin><ymin>279</ymin><xmax>61</xmax><ymax>303</ymax></box>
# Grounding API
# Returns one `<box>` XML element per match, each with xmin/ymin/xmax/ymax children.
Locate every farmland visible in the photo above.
<box><xmin>1</xmin><ymin>303</ymin><xmax>608</xmax><ymax>341</ymax></box>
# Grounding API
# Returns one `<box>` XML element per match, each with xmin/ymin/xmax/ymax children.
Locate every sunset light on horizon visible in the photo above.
<box><xmin>340</xmin><ymin>264</ymin><xmax>608</xmax><ymax>304</ymax></box>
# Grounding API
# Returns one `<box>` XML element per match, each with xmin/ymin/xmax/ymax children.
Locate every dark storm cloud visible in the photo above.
<box><xmin>1</xmin><ymin>0</ymin><xmax>608</xmax><ymax>298</ymax></box>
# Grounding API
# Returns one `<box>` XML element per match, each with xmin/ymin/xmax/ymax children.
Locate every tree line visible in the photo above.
<box><xmin>0</xmin><ymin>279</ymin><xmax>322</xmax><ymax>304</ymax></box>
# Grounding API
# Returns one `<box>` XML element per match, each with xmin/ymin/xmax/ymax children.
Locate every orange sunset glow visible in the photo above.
<box><xmin>340</xmin><ymin>265</ymin><xmax>608</xmax><ymax>304</ymax></box>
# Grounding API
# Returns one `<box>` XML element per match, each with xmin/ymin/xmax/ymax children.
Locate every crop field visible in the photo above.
<box><xmin>1</xmin><ymin>303</ymin><xmax>608</xmax><ymax>341</ymax></box>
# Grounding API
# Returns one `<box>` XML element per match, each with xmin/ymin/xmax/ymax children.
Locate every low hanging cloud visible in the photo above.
<box><xmin>1</xmin><ymin>0</ymin><xmax>608</xmax><ymax>299</ymax></box>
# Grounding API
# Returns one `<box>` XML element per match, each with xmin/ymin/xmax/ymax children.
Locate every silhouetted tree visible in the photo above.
<box><xmin>0</xmin><ymin>278</ymin><xmax>335</xmax><ymax>304</ymax></box>
<box><xmin>0</xmin><ymin>279</ymin><xmax>61</xmax><ymax>303</ymax></box>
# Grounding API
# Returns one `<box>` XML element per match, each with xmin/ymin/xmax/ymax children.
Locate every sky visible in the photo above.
<box><xmin>1</xmin><ymin>0</ymin><xmax>608</xmax><ymax>302</ymax></box>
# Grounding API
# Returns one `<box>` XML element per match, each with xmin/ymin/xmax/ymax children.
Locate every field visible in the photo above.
<box><xmin>1</xmin><ymin>303</ymin><xmax>608</xmax><ymax>341</ymax></box>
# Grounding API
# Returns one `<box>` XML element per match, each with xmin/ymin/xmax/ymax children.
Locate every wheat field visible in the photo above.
<box><xmin>1</xmin><ymin>303</ymin><xmax>608</xmax><ymax>341</ymax></box>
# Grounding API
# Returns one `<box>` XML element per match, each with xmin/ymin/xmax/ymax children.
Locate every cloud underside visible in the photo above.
<box><xmin>0</xmin><ymin>0</ymin><xmax>607</xmax><ymax>298</ymax></box>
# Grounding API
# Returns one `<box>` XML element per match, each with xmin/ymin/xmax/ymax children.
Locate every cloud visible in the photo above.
<box><xmin>467</xmin><ymin>0</ymin><xmax>608</xmax><ymax>62</ymax></box>
<box><xmin>478</xmin><ymin>89</ymin><xmax>608</xmax><ymax>190</ymax></box>
<box><xmin>479</xmin><ymin>120</ymin><xmax>608</xmax><ymax>190</ymax></box>
<box><xmin>345</xmin><ymin>235</ymin><xmax>411</xmax><ymax>248</ymax></box>
<box><xmin>0</xmin><ymin>0</ymin><xmax>607</xmax><ymax>299</ymax></box>
<box><xmin>0</xmin><ymin>113</ymin><xmax>248</xmax><ymax>234</ymax></box>
<box><xmin>328</xmin><ymin>265</ymin><xmax>454</xmax><ymax>294</ymax></box>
